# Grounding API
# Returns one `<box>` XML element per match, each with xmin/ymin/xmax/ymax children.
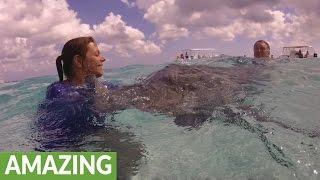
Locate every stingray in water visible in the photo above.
<box><xmin>95</xmin><ymin>63</ymin><xmax>263</xmax><ymax>123</ymax></box>
<box><xmin>92</xmin><ymin>63</ymin><xmax>296</xmax><ymax>168</ymax></box>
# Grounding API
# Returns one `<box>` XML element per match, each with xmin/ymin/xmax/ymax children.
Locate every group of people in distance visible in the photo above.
<box><xmin>175</xmin><ymin>40</ymin><xmax>318</xmax><ymax>60</ymax></box>
<box><xmin>176</xmin><ymin>52</ymin><xmax>211</xmax><ymax>60</ymax></box>
<box><xmin>295</xmin><ymin>50</ymin><xmax>318</xmax><ymax>58</ymax></box>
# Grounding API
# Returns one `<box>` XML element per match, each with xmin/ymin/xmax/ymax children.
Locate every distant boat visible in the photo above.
<box><xmin>175</xmin><ymin>48</ymin><xmax>221</xmax><ymax>60</ymax></box>
<box><xmin>281</xmin><ymin>46</ymin><xmax>315</xmax><ymax>58</ymax></box>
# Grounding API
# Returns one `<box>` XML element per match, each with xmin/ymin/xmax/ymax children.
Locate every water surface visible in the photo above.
<box><xmin>0</xmin><ymin>57</ymin><xmax>319</xmax><ymax>179</ymax></box>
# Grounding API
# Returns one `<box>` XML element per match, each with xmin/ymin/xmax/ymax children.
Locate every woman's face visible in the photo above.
<box><xmin>83</xmin><ymin>42</ymin><xmax>106</xmax><ymax>78</ymax></box>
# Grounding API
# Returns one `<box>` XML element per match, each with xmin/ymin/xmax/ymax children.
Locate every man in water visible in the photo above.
<box><xmin>254</xmin><ymin>40</ymin><xmax>270</xmax><ymax>58</ymax></box>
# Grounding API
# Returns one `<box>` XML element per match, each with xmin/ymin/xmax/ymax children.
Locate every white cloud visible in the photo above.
<box><xmin>0</xmin><ymin>0</ymin><xmax>92</xmax><ymax>81</ymax></box>
<box><xmin>157</xmin><ymin>24</ymin><xmax>189</xmax><ymax>42</ymax></box>
<box><xmin>144</xmin><ymin>0</ymin><xmax>175</xmax><ymax>25</ymax></box>
<box><xmin>93</xmin><ymin>12</ymin><xmax>161</xmax><ymax>57</ymax></box>
<box><xmin>143</xmin><ymin>0</ymin><xmax>193</xmax><ymax>43</ymax></box>
<box><xmin>139</xmin><ymin>0</ymin><xmax>320</xmax><ymax>50</ymax></box>
<box><xmin>2</xmin><ymin>0</ymin><xmax>320</xmax><ymax>81</ymax></box>
<box><xmin>135</xmin><ymin>0</ymin><xmax>160</xmax><ymax>9</ymax></box>
<box><xmin>121</xmin><ymin>0</ymin><xmax>135</xmax><ymax>8</ymax></box>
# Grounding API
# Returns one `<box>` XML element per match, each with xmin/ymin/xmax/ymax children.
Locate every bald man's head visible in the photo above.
<box><xmin>254</xmin><ymin>40</ymin><xmax>270</xmax><ymax>58</ymax></box>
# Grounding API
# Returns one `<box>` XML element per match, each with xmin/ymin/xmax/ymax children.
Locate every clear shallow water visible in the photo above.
<box><xmin>0</xmin><ymin>57</ymin><xmax>320</xmax><ymax>179</ymax></box>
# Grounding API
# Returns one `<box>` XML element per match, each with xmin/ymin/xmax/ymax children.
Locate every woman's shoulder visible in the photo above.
<box><xmin>46</xmin><ymin>80</ymin><xmax>120</xmax><ymax>99</ymax></box>
<box><xmin>102</xmin><ymin>81</ymin><xmax>120</xmax><ymax>90</ymax></box>
<box><xmin>46</xmin><ymin>81</ymin><xmax>71</xmax><ymax>99</ymax></box>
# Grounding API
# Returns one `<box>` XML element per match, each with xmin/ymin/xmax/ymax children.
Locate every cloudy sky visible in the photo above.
<box><xmin>1</xmin><ymin>0</ymin><xmax>320</xmax><ymax>82</ymax></box>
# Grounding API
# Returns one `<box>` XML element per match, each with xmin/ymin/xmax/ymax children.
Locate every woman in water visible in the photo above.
<box><xmin>36</xmin><ymin>37</ymin><xmax>110</xmax><ymax>150</ymax></box>
<box><xmin>35</xmin><ymin>37</ymin><xmax>145</xmax><ymax>178</ymax></box>
<box><xmin>52</xmin><ymin>36</ymin><xmax>105</xmax><ymax>93</ymax></box>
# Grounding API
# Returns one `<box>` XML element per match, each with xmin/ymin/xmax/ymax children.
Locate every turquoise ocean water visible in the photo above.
<box><xmin>0</xmin><ymin>57</ymin><xmax>319</xmax><ymax>179</ymax></box>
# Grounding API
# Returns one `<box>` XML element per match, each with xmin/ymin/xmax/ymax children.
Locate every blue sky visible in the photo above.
<box><xmin>67</xmin><ymin>0</ymin><xmax>255</xmax><ymax>60</ymax></box>
<box><xmin>68</xmin><ymin>0</ymin><xmax>154</xmax><ymax>34</ymax></box>
<box><xmin>1</xmin><ymin>0</ymin><xmax>320</xmax><ymax>82</ymax></box>
<box><xmin>68</xmin><ymin>0</ymin><xmax>263</xmax><ymax>67</ymax></box>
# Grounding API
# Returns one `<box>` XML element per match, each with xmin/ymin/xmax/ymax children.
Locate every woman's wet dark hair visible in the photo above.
<box><xmin>56</xmin><ymin>36</ymin><xmax>96</xmax><ymax>81</ymax></box>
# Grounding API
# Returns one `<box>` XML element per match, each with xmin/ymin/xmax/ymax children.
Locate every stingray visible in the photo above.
<box><xmin>91</xmin><ymin>63</ymin><xmax>297</xmax><ymax>168</ymax></box>
<box><xmin>95</xmin><ymin>63</ymin><xmax>263</xmax><ymax>123</ymax></box>
<box><xmin>96</xmin><ymin>63</ymin><xmax>320</xmax><ymax>137</ymax></box>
